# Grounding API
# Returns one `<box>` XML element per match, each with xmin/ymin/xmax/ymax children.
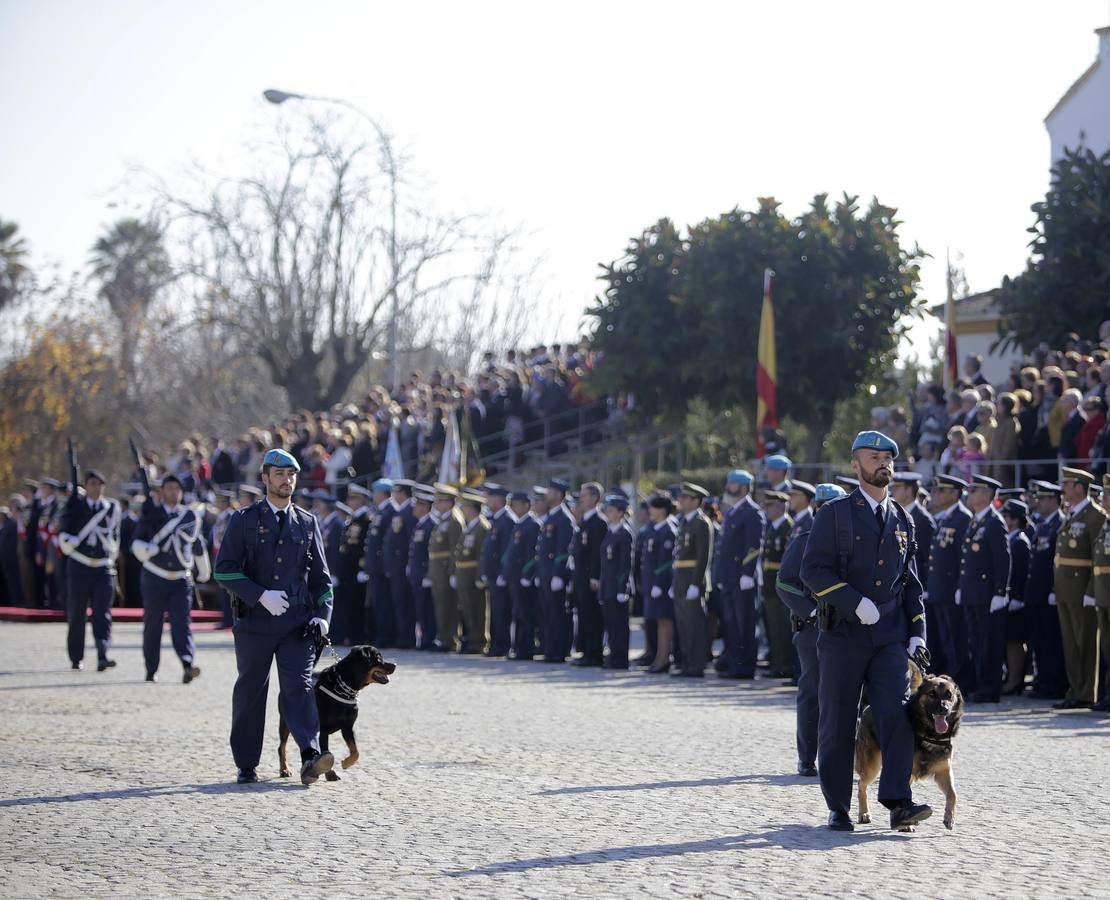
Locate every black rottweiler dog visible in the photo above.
<box><xmin>278</xmin><ymin>645</ymin><xmax>396</xmax><ymax>781</ymax></box>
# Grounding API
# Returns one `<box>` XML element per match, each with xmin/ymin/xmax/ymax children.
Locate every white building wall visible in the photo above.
<box><xmin>1047</xmin><ymin>28</ymin><xmax>1110</xmax><ymax>164</ymax></box>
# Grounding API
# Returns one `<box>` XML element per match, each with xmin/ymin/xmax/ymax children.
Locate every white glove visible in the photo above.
<box><xmin>356</xmin><ymin>571</ymin><xmax>369</xmax><ymax>584</ymax></box>
<box><xmin>651</xmin><ymin>586</ymin><xmax>662</xmax><ymax>599</ymax></box>
<box><xmin>58</xmin><ymin>533</ymin><xmax>78</xmax><ymax>556</ymax></box>
<box><xmin>497</xmin><ymin>575</ymin><xmax>507</xmax><ymax>587</ymax></box>
<box><xmin>589</xmin><ymin>578</ymin><xmax>600</xmax><ymax>592</ymax></box>
<box><xmin>551</xmin><ymin>576</ymin><xmax>564</xmax><ymax>592</ymax></box>
<box><xmin>521</xmin><ymin>578</ymin><xmax>531</xmax><ymax>587</ymax></box>
<box><xmin>921</xmin><ymin>591</ymin><xmax>929</xmax><ymax>603</ymax></box>
<box><xmin>533</xmin><ymin>577</ymin><xmax>540</xmax><ymax>588</ymax></box>
<box><xmin>617</xmin><ymin>593</ymin><xmax>628</xmax><ymax>604</ymax></box>
<box><xmin>1048</xmin><ymin>591</ymin><xmax>1057</xmax><ymax>606</ymax></box>
<box><xmin>566</xmin><ymin>556</ymin><xmax>575</xmax><ymax>572</ymax></box>
<box><xmin>1008</xmin><ymin>599</ymin><xmax>1024</xmax><ymax>612</ymax></box>
<box><xmin>668</xmin><ymin>587</ymin><xmax>674</xmax><ymax>599</ymax></box>
<box><xmin>954</xmin><ymin>589</ymin><xmax>962</xmax><ymax>606</ymax></box>
<box><xmin>421</xmin><ymin>577</ymin><xmax>432</xmax><ymax>588</ymax></box>
<box><xmin>686</xmin><ymin>584</ymin><xmax>700</xmax><ymax>601</ymax></box>
<box><xmin>989</xmin><ymin>595</ymin><xmax>1008</xmax><ymax>614</ymax></box>
<box><xmin>739</xmin><ymin>575</ymin><xmax>755</xmax><ymax>591</ymax></box>
<box><xmin>907</xmin><ymin>636</ymin><xmax>927</xmax><ymax>658</ymax></box>
<box><xmin>259</xmin><ymin>590</ymin><xmax>289</xmax><ymax>616</ymax></box>
<box><xmin>855</xmin><ymin>597</ymin><xmax>880</xmax><ymax>625</ymax></box>
<box><xmin>1083</xmin><ymin>594</ymin><xmax>1096</xmax><ymax>608</ymax></box>
<box><xmin>131</xmin><ymin>539</ymin><xmax>156</xmax><ymax>562</ymax></box>
<box><xmin>808</xmin><ymin>608</ymin><xmax>817</xmax><ymax>619</ymax></box>
<box><xmin>449</xmin><ymin>575</ymin><xmax>457</xmax><ymax>589</ymax></box>
<box><xmin>309</xmin><ymin>617</ymin><xmax>328</xmax><ymax>636</ymax></box>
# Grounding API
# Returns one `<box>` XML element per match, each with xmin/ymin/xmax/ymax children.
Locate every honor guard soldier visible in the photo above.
<box><xmin>1025</xmin><ymin>481</ymin><xmax>1068</xmax><ymax>700</ymax></box>
<box><xmin>760</xmin><ymin>489</ymin><xmax>794</xmax><ymax>679</ymax></box>
<box><xmin>32</xmin><ymin>477</ymin><xmax>63</xmax><ymax>608</ymax></box>
<box><xmin>714</xmin><ymin>471</ymin><xmax>765</xmax><ymax>680</ymax></box>
<box><xmin>538</xmin><ymin>479</ymin><xmax>575</xmax><ymax>663</ymax></box>
<box><xmin>1053</xmin><ymin>467</ymin><xmax>1106</xmax><ymax>709</ymax></box>
<box><xmin>599</xmin><ymin>493</ymin><xmax>634</xmax><ymax>668</ymax></box>
<box><xmin>384</xmin><ymin>480</ymin><xmax>416</xmax><ymax>649</ymax></box>
<box><xmin>671</xmin><ymin>483</ymin><xmax>713</xmax><ymax>677</ymax></box>
<box><xmin>131</xmin><ymin>468</ymin><xmax>208</xmax><ymax>683</ymax></box>
<box><xmin>333</xmin><ymin>484</ymin><xmax>372</xmax><ymax>646</ymax></box>
<box><xmin>58</xmin><ymin>447</ymin><xmax>121</xmax><ymax>672</ymax></box>
<box><xmin>632</xmin><ymin>501</ymin><xmax>656</xmax><ymax>666</ymax></box>
<box><xmin>925</xmin><ymin>474</ymin><xmax>972</xmax><ymax>679</ymax></box>
<box><xmin>480</xmin><ymin>484</ymin><xmax>515</xmax><ymax>657</ymax></box>
<box><xmin>571</xmin><ymin>482</ymin><xmax>607</xmax><ymax>667</ymax></box>
<box><xmin>211</xmin><ymin>489</ymin><xmax>237</xmax><ymax>627</ymax></box>
<box><xmin>1000</xmin><ymin>499</ymin><xmax>1032</xmax><ymax>696</ymax></box>
<box><xmin>784</xmin><ymin>480</ymin><xmax>816</xmax><ymax>683</ymax></box>
<box><xmin>1091</xmin><ymin>475</ymin><xmax>1110</xmax><ymax>712</ymax></box>
<box><xmin>801</xmin><ymin>431</ymin><xmax>931</xmax><ymax>832</ymax></box>
<box><xmin>776</xmin><ymin>482</ymin><xmax>847</xmax><ymax>776</ymax></box>
<box><xmin>407</xmin><ymin>486</ymin><xmax>438</xmax><ymax>650</ymax></box>
<box><xmin>453</xmin><ymin>489</ymin><xmax>490</xmax><ymax>654</ymax></box>
<box><xmin>643</xmin><ymin>494</ymin><xmax>678</xmax><ymax>672</ymax></box>
<box><xmin>504</xmin><ymin>490</ymin><xmax>540</xmax><ymax>660</ymax></box>
<box><xmin>429</xmin><ymin>484</ymin><xmax>464</xmax><ymax>651</ymax></box>
<box><xmin>364</xmin><ymin>478</ymin><xmax>396</xmax><ymax>646</ymax></box>
<box><xmin>957</xmin><ymin>474</ymin><xmax>1011</xmax><ymax>703</ymax></box>
<box><xmin>313</xmin><ymin>490</ymin><xmax>344</xmax><ymax>579</ymax></box>
<box><xmin>892</xmin><ymin>472</ymin><xmax>935</xmax><ymax>582</ymax></box>
<box><xmin>214</xmin><ymin>448</ymin><xmax>334</xmax><ymax>786</ymax></box>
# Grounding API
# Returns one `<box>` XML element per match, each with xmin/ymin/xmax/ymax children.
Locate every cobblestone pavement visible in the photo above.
<box><xmin>1</xmin><ymin>621</ymin><xmax>1108</xmax><ymax>899</ymax></box>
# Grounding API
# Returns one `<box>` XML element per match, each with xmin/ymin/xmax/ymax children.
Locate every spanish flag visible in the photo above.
<box><xmin>944</xmin><ymin>251</ymin><xmax>958</xmax><ymax>388</ymax></box>
<box><xmin>755</xmin><ymin>268</ymin><xmax>778</xmax><ymax>456</ymax></box>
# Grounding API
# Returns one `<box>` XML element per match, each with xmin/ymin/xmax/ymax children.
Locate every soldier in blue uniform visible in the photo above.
<box><xmin>1001</xmin><ymin>499</ymin><xmax>1032</xmax><ymax>696</ymax></box>
<box><xmin>599</xmin><ymin>493</ymin><xmax>634</xmax><ymax>668</ymax></box>
<box><xmin>384</xmin><ymin>480</ymin><xmax>416</xmax><ymax>649</ymax></box>
<box><xmin>1024</xmin><ymin>482</ymin><xmax>1068</xmax><ymax>699</ymax></box>
<box><xmin>538</xmin><ymin>479</ymin><xmax>575</xmax><ymax>663</ymax></box>
<box><xmin>58</xmin><ymin>453</ymin><xmax>121</xmax><ymax>672</ymax></box>
<box><xmin>503</xmin><ymin>490</ymin><xmax>540</xmax><ymax>660</ymax></box>
<box><xmin>925</xmin><ymin>474</ymin><xmax>971</xmax><ymax>679</ymax></box>
<box><xmin>892</xmin><ymin>472</ymin><xmax>935</xmax><ymax>581</ymax></box>
<box><xmin>957</xmin><ymin>474</ymin><xmax>1011</xmax><ymax>703</ymax></box>
<box><xmin>405</xmin><ymin>486</ymin><xmax>438</xmax><ymax>650</ymax></box>
<box><xmin>632</xmin><ymin>501</ymin><xmax>655</xmax><ymax>666</ymax></box>
<box><xmin>643</xmin><ymin>495</ymin><xmax>677</xmax><ymax>672</ymax></box>
<box><xmin>571</xmin><ymin>482</ymin><xmax>607</xmax><ymax>667</ymax></box>
<box><xmin>776</xmin><ymin>483</ymin><xmax>846</xmax><ymax>776</ymax></box>
<box><xmin>334</xmin><ymin>484</ymin><xmax>371</xmax><ymax>646</ymax></box>
<box><xmin>714</xmin><ymin>471</ymin><xmax>765</xmax><ymax>680</ymax></box>
<box><xmin>313</xmin><ymin>490</ymin><xmax>344</xmax><ymax>585</ymax></box>
<box><xmin>800</xmin><ymin>431</ymin><xmax>931</xmax><ymax>832</ymax></box>
<box><xmin>214</xmin><ymin>449</ymin><xmax>334</xmax><ymax>786</ymax></box>
<box><xmin>363</xmin><ymin>478</ymin><xmax>395</xmax><ymax>646</ymax></box>
<box><xmin>481</xmin><ymin>484</ymin><xmax>515</xmax><ymax>657</ymax></box>
<box><xmin>764</xmin><ymin>455</ymin><xmax>792</xmax><ymax>493</ymax></box>
<box><xmin>132</xmin><ymin>472</ymin><xmax>207</xmax><ymax>682</ymax></box>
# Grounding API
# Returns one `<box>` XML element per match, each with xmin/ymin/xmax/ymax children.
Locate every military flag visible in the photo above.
<box><xmin>755</xmin><ymin>267</ymin><xmax>778</xmax><ymax>456</ymax></box>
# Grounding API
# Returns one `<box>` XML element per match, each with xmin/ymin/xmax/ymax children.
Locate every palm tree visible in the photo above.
<box><xmin>89</xmin><ymin>217</ymin><xmax>172</xmax><ymax>382</ymax></box>
<box><xmin>0</xmin><ymin>218</ymin><xmax>30</xmax><ymax>312</ymax></box>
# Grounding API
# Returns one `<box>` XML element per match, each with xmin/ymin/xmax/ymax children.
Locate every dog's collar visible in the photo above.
<box><xmin>919</xmin><ymin>733</ymin><xmax>952</xmax><ymax>750</ymax></box>
<box><xmin>318</xmin><ymin>669</ymin><xmax>360</xmax><ymax>706</ymax></box>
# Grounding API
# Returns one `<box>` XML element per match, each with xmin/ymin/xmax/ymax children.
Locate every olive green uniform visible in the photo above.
<box><xmin>454</xmin><ymin>516</ymin><xmax>490</xmax><ymax>654</ymax></box>
<box><xmin>672</xmin><ymin>510</ymin><xmax>713</xmax><ymax>675</ymax></box>
<box><xmin>1054</xmin><ymin>500</ymin><xmax>1106</xmax><ymax>704</ymax></box>
<box><xmin>761</xmin><ymin>514</ymin><xmax>794</xmax><ymax>678</ymax></box>
<box><xmin>430</xmin><ymin>509</ymin><xmax>464</xmax><ymax>650</ymax></box>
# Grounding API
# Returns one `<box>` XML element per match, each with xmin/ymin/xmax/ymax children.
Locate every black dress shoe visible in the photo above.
<box><xmin>236</xmin><ymin>768</ymin><xmax>258</xmax><ymax>784</ymax></box>
<box><xmin>1053</xmin><ymin>698</ymin><xmax>1087</xmax><ymax>710</ymax></box>
<box><xmin>1091</xmin><ymin>698</ymin><xmax>1110</xmax><ymax>712</ymax></box>
<box><xmin>798</xmin><ymin>763</ymin><xmax>818</xmax><ymax>777</ymax></box>
<box><xmin>300</xmin><ymin>750</ymin><xmax>335</xmax><ymax>785</ymax></box>
<box><xmin>827</xmin><ymin>811</ymin><xmax>854</xmax><ymax>831</ymax></box>
<box><xmin>672</xmin><ymin>670</ymin><xmax>704</xmax><ymax>678</ymax></box>
<box><xmin>71</xmin><ymin>661</ymin><xmax>83</xmax><ymax>671</ymax></box>
<box><xmin>97</xmin><ymin>658</ymin><xmax>116</xmax><ymax>672</ymax></box>
<box><xmin>571</xmin><ymin>655</ymin><xmax>603</xmax><ymax>667</ymax></box>
<box><xmin>890</xmin><ymin>802</ymin><xmax>932</xmax><ymax>830</ymax></box>
<box><xmin>647</xmin><ymin>663</ymin><xmax>670</xmax><ymax>674</ymax></box>
<box><xmin>632</xmin><ymin>653</ymin><xmax>653</xmax><ymax>666</ymax></box>
<box><xmin>145</xmin><ymin>673</ymin><xmax>158</xmax><ymax>682</ymax></box>
<box><xmin>183</xmin><ymin>665</ymin><xmax>201</xmax><ymax>684</ymax></box>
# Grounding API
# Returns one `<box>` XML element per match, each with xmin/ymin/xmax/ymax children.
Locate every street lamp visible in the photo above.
<box><xmin>262</xmin><ymin>87</ymin><xmax>402</xmax><ymax>395</ymax></box>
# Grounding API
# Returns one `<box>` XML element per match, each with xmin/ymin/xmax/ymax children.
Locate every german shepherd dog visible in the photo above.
<box><xmin>278</xmin><ymin>645</ymin><xmax>396</xmax><ymax>781</ymax></box>
<box><xmin>855</xmin><ymin>662</ymin><xmax>964</xmax><ymax>829</ymax></box>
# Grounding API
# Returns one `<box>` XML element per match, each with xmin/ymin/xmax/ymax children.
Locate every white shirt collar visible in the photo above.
<box><xmin>973</xmin><ymin>505</ymin><xmax>990</xmax><ymax>522</ymax></box>
<box><xmin>583</xmin><ymin>507</ymin><xmax>598</xmax><ymax>522</ymax></box>
<box><xmin>164</xmin><ymin>503</ymin><xmax>183</xmax><ymax>515</ymax></box>
<box><xmin>903</xmin><ymin>500</ymin><xmax>919</xmax><ymax>516</ymax></box>
<box><xmin>378</xmin><ymin>499</ymin><xmax>391</xmax><ymax>511</ymax></box>
<box><xmin>1070</xmin><ymin>498</ymin><xmax>1090</xmax><ymax>516</ymax></box>
<box><xmin>859</xmin><ymin>490</ymin><xmax>889</xmax><ymax>516</ymax></box>
<box><xmin>464</xmin><ymin>516</ymin><xmax>481</xmax><ymax>532</ymax></box>
<box><xmin>608</xmin><ymin>521</ymin><xmax>623</xmax><ymax>533</ymax></box>
<box><xmin>266</xmin><ymin>499</ymin><xmax>291</xmax><ymax>517</ymax></box>
<box><xmin>771</xmin><ymin>514</ymin><xmax>788</xmax><ymax>529</ymax></box>
<box><xmin>418</xmin><ymin>512</ymin><xmax>435</xmax><ymax>526</ymax></box>
<box><xmin>684</xmin><ymin>509</ymin><xmax>698</xmax><ymax>522</ymax></box>
<box><xmin>492</xmin><ymin>506</ymin><xmax>508</xmax><ymax>520</ymax></box>
<box><xmin>1006</xmin><ymin>528</ymin><xmax>1020</xmax><ymax>539</ymax></box>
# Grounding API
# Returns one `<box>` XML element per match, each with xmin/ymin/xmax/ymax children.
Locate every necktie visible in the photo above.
<box><xmin>276</xmin><ymin>509</ymin><xmax>287</xmax><ymax>535</ymax></box>
<box><xmin>875</xmin><ymin>503</ymin><xmax>885</xmax><ymax>534</ymax></box>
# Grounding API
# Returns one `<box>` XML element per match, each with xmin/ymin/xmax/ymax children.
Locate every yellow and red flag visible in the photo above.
<box><xmin>755</xmin><ymin>267</ymin><xmax>778</xmax><ymax>456</ymax></box>
<box><xmin>944</xmin><ymin>257</ymin><xmax>958</xmax><ymax>388</ymax></box>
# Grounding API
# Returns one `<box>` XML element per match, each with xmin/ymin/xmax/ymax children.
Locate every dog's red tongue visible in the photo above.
<box><xmin>933</xmin><ymin>714</ymin><xmax>949</xmax><ymax>734</ymax></box>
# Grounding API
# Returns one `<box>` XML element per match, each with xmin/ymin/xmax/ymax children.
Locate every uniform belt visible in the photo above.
<box><xmin>429</xmin><ymin>552</ymin><xmax>452</xmax><ymax>559</ymax></box>
<box><xmin>674</xmin><ymin>560</ymin><xmax>697</xmax><ymax>569</ymax></box>
<box><xmin>1055</xmin><ymin>558</ymin><xmax>1092</xmax><ymax>568</ymax></box>
<box><xmin>1094</xmin><ymin>566</ymin><xmax>1110</xmax><ymax>576</ymax></box>
<box><xmin>67</xmin><ymin>550</ymin><xmax>112</xmax><ymax>569</ymax></box>
<box><xmin>762</xmin><ymin>561</ymin><xmax>781</xmax><ymax>571</ymax></box>
<box><xmin>142</xmin><ymin>560</ymin><xmax>191</xmax><ymax>581</ymax></box>
<box><xmin>455</xmin><ymin>561</ymin><xmax>478</xmax><ymax>569</ymax></box>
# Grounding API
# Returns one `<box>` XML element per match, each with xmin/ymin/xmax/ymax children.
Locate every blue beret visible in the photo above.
<box><xmin>814</xmin><ymin>483</ymin><xmax>847</xmax><ymax>503</ymax></box>
<box><xmin>482</xmin><ymin>483</ymin><xmax>509</xmax><ymax>497</ymax></box>
<box><xmin>850</xmin><ymin>431</ymin><xmax>898</xmax><ymax>458</ymax></box>
<box><xmin>934</xmin><ymin>474</ymin><xmax>968</xmax><ymax>490</ymax></box>
<box><xmin>727</xmin><ymin>469</ymin><xmax>754</xmax><ymax>486</ymax></box>
<box><xmin>508</xmin><ymin>490</ymin><xmax>532</xmax><ymax>503</ymax></box>
<box><xmin>604</xmin><ymin>493</ymin><xmax>629</xmax><ymax>510</ymax></box>
<box><xmin>262</xmin><ymin>448</ymin><xmax>301</xmax><ymax>471</ymax></box>
<box><xmin>371</xmin><ymin>478</ymin><xmax>394</xmax><ymax>493</ymax></box>
<box><xmin>549</xmin><ymin>478</ymin><xmax>570</xmax><ymax>493</ymax></box>
<box><xmin>765</xmin><ymin>455</ymin><xmax>792</xmax><ymax>470</ymax></box>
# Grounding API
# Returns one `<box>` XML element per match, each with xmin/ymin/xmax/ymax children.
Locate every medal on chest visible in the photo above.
<box><xmin>392</xmin><ymin>517</ymin><xmax>403</xmax><ymax>533</ymax></box>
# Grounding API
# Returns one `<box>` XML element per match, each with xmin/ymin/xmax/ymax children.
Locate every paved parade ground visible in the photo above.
<box><xmin>1</xmin><ymin>623</ymin><xmax>1108</xmax><ymax>899</ymax></box>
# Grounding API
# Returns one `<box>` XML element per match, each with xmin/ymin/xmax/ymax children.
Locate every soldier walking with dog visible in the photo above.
<box><xmin>214</xmin><ymin>448</ymin><xmax>334</xmax><ymax>786</ymax></box>
<box><xmin>58</xmin><ymin>441</ymin><xmax>121</xmax><ymax>671</ymax></box>
<box><xmin>801</xmin><ymin>431</ymin><xmax>931</xmax><ymax>832</ymax></box>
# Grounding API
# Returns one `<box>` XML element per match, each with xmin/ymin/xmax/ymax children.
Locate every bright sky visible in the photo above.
<box><xmin>2</xmin><ymin>0</ymin><xmax>1106</xmax><ymax>359</ymax></box>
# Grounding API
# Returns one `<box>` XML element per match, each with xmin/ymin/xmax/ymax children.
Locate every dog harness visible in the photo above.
<box><xmin>315</xmin><ymin>669</ymin><xmax>359</xmax><ymax>706</ymax></box>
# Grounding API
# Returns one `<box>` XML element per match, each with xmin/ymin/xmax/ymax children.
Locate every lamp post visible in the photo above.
<box><xmin>263</xmin><ymin>88</ymin><xmax>402</xmax><ymax>395</ymax></box>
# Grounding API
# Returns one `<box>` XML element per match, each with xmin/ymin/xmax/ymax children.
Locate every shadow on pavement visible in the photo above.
<box><xmin>447</xmin><ymin>824</ymin><xmax>914</xmax><ymax>875</ymax></box>
<box><xmin>537</xmin><ymin>773</ymin><xmax>807</xmax><ymax>796</ymax></box>
<box><xmin>0</xmin><ymin>780</ymin><xmax>304</xmax><ymax>807</ymax></box>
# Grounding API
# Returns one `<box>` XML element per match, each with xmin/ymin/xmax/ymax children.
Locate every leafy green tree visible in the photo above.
<box><xmin>998</xmin><ymin>147</ymin><xmax>1110</xmax><ymax>349</ymax></box>
<box><xmin>588</xmin><ymin>195</ymin><xmax>924</xmax><ymax>462</ymax></box>
<box><xmin>0</xmin><ymin>218</ymin><xmax>30</xmax><ymax>312</ymax></box>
